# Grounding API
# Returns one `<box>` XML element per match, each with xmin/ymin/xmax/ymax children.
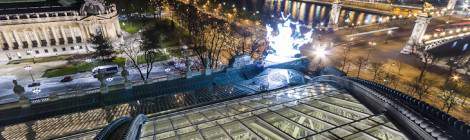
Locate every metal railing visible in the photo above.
<box><xmin>125</xmin><ymin>114</ymin><xmax>147</xmax><ymax>140</ymax></box>
<box><xmin>350</xmin><ymin>77</ymin><xmax>470</xmax><ymax>139</ymax></box>
<box><xmin>94</xmin><ymin>117</ymin><xmax>131</xmax><ymax>140</ymax></box>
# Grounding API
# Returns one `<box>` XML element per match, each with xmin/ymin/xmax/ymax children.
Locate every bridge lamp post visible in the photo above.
<box><xmin>366</xmin><ymin>41</ymin><xmax>376</xmax><ymax>62</ymax></box>
<box><xmin>386</xmin><ymin>30</ymin><xmax>393</xmax><ymax>44</ymax></box>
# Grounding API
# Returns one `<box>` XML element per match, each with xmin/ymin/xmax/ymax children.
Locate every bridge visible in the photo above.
<box><xmin>299</xmin><ymin>0</ymin><xmax>430</xmax><ymax>16</ymax></box>
<box><xmin>422</xmin><ymin>27</ymin><xmax>470</xmax><ymax>51</ymax></box>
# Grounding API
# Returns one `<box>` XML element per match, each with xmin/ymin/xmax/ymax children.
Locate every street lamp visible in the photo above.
<box><xmin>366</xmin><ymin>41</ymin><xmax>376</xmax><ymax>61</ymax></box>
<box><xmin>386</xmin><ymin>30</ymin><xmax>393</xmax><ymax>44</ymax></box>
<box><xmin>24</xmin><ymin>66</ymin><xmax>39</xmax><ymax>87</ymax></box>
<box><xmin>24</xmin><ymin>66</ymin><xmax>34</xmax><ymax>82</ymax></box>
<box><xmin>312</xmin><ymin>46</ymin><xmax>329</xmax><ymax>69</ymax></box>
<box><xmin>451</xmin><ymin>74</ymin><xmax>460</xmax><ymax>81</ymax></box>
<box><xmin>27</xmin><ymin>50</ymin><xmax>36</xmax><ymax>64</ymax></box>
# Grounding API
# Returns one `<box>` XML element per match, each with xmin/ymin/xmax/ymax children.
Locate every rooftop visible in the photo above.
<box><xmin>141</xmin><ymin>82</ymin><xmax>409</xmax><ymax>140</ymax></box>
<box><xmin>0</xmin><ymin>0</ymin><xmax>83</xmax><ymax>15</ymax></box>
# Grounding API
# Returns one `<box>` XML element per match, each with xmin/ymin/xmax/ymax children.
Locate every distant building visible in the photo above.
<box><xmin>0</xmin><ymin>0</ymin><xmax>122</xmax><ymax>63</ymax></box>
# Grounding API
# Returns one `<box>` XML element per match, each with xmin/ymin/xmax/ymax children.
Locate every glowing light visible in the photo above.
<box><xmin>264</xmin><ymin>12</ymin><xmax>314</xmax><ymax>64</ymax></box>
<box><xmin>451</xmin><ymin>75</ymin><xmax>460</xmax><ymax>81</ymax></box>
<box><xmin>313</xmin><ymin>47</ymin><xmax>328</xmax><ymax>58</ymax></box>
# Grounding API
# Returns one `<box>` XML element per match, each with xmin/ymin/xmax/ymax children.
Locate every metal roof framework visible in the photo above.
<box><xmin>140</xmin><ymin>83</ymin><xmax>409</xmax><ymax>140</ymax></box>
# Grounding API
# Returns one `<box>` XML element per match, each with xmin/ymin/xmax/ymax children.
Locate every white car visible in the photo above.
<box><xmin>92</xmin><ymin>65</ymin><xmax>119</xmax><ymax>77</ymax></box>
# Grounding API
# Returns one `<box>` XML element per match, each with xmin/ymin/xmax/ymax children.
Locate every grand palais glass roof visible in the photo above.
<box><xmin>140</xmin><ymin>82</ymin><xmax>409</xmax><ymax>140</ymax></box>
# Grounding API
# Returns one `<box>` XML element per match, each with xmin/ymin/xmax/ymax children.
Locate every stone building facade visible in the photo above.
<box><xmin>0</xmin><ymin>0</ymin><xmax>122</xmax><ymax>63</ymax></box>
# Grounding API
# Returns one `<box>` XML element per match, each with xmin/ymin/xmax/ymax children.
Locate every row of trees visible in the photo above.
<box><xmin>167</xmin><ymin>0</ymin><xmax>267</xmax><ymax>70</ymax></box>
<box><xmin>340</xmin><ymin>42</ymin><xmax>470</xmax><ymax>113</ymax></box>
<box><xmin>90</xmin><ymin>0</ymin><xmax>268</xmax><ymax>82</ymax></box>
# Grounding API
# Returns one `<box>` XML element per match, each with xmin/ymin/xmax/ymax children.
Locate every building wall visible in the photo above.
<box><xmin>0</xmin><ymin>7</ymin><xmax>121</xmax><ymax>63</ymax></box>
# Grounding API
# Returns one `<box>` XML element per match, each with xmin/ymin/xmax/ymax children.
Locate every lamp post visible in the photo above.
<box><xmin>27</xmin><ymin>50</ymin><xmax>36</xmax><ymax>64</ymax></box>
<box><xmin>366</xmin><ymin>41</ymin><xmax>376</xmax><ymax>62</ymax></box>
<box><xmin>386</xmin><ymin>30</ymin><xmax>393</xmax><ymax>44</ymax></box>
<box><xmin>24</xmin><ymin>65</ymin><xmax>39</xmax><ymax>87</ymax></box>
<box><xmin>313</xmin><ymin>46</ymin><xmax>328</xmax><ymax>69</ymax></box>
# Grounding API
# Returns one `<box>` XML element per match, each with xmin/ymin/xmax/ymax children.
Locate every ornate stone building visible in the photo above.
<box><xmin>0</xmin><ymin>0</ymin><xmax>122</xmax><ymax>63</ymax></box>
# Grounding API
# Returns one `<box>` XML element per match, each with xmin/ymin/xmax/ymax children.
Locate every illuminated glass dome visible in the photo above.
<box><xmin>80</xmin><ymin>0</ymin><xmax>105</xmax><ymax>15</ymax></box>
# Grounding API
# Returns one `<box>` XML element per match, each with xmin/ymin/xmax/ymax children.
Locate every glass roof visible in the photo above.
<box><xmin>140</xmin><ymin>82</ymin><xmax>409</xmax><ymax>140</ymax></box>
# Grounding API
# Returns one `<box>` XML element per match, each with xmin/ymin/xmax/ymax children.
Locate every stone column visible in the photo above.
<box><xmin>22</xmin><ymin>30</ymin><xmax>33</xmax><ymax>49</ymax></box>
<box><xmin>41</xmin><ymin>27</ymin><xmax>50</xmax><ymax>47</ymax></box>
<box><xmin>79</xmin><ymin>25</ymin><xmax>89</xmax><ymax>42</ymax></box>
<box><xmin>114</xmin><ymin>19</ymin><xmax>122</xmax><ymax>36</ymax></box>
<box><xmin>401</xmin><ymin>13</ymin><xmax>432</xmax><ymax>54</ymax></box>
<box><xmin>32</xmin><ymin>28</ymin><xmax>41</xmax><ymax>47</ymax></box>
<box><xmin>2</xmin><ymin>31</ymin><xmax>13</xmax><ymax>50</ymax></box>
<box><xmin>50</xmin><ymin>27</ymin><xmax>59</xmax><ymax>45</ymax></box>
<box><xmin>447</xmin><ymin>0</ymin><xmax>457</xmax><ymax>11</ymax></box>
<box><xmin>59</xmin><ymin>26</ymin><xmax>68</xmax><ymax>44</ymax></box>
<box><xmin>12</xmin><ymin>30</ymin><xmax>23</xmax><ymax>49</ymax></box>
<box><xmin>101</xmin><ymin>24</ymin><xmax>108</xmax><ymax>37</ymax></box>
<box><xmin>328</xmin><ymin>1</ymin><xmax>342</xmax><ymax>29</ymax></box>
<box><xmin>69</xmin><ymin>26</ymin><xmax>76</xmax><ymax>44</ymax></box>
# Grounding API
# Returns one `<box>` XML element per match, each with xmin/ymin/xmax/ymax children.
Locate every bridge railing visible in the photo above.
<box><xmin>349</xmin><ymin>77</ymin><xmax>470</xmax><ymax>139</ymax></box>
<box><xmin>424</xmin><ymin>26</ymin><xmax>470</xmax><ymax>43</ymax></box>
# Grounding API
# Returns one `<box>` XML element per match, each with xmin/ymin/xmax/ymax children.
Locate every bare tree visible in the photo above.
<box><xmin>355</xmin><ymin>56</ymin><xmax>367</xmax><ymax>78</ymax></box>
<box><xmin>340</xmin><ymin>46</ymin><xmax>351</xmax><ymax>71</ymax></box>
<box><xmin>441</xmin><ymin>81</ymin><xmax>460</xmax><ymax>113</ymax></box>
<box><xmin>444</xmin><ymin>56</ymin><xmax>465</xmax><ymax>86</ymax></box>
<box><xmin>413</xmin><ymin>76</ymin><xmax>437</xmax><ymax>100</ymax></box>
<box><xmin>456</xmin><ymin>82</ymin><xmax>470</xmax><ymax>107</ymax></box>
<box><xmin>120</xmin><ymin>27</ymin><xmax>163</xmax><ymax>82</ymax></box>
<box><xmin>369</xmin><ymin>62</ymin><xmax>383</xmax><ymax>82</ymax></box>
<box><xmin>416</xmin><ymin>52</ymin><xmax>435</xmax><ymax>85</ymax></box>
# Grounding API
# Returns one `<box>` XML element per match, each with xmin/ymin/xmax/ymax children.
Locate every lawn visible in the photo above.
<box><xmin>7</xmin><ymin>55</ymin><xmax>73</xmax><ymax>64</ymax></box>
<box><xmin>42</xmin><ymin>62</ymin><xmax>95</xmax><ymax>78</ymax></box>
<box><xmin>119</xmin><ymin>20</ymin><xmax>144</xmax><ymax>34</ymax></box>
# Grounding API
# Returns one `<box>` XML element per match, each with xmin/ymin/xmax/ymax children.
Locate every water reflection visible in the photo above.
<box><xmin>110</xmin><ymin>0</ymin><xmax>388</xmax><ymax>27</ymax></box>
<box><xmin>260</xmin><ymin>0</ymin><xmax>388</xmax><ymax>27</ymax></box>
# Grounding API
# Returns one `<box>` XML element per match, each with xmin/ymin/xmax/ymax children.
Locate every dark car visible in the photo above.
<box><xmin>60</xmin><ymin>76</ymin><xmax>73</xmax><ymax>82</ymax></box>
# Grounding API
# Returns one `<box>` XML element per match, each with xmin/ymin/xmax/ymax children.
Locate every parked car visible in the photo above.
<box><xmin>92</xmin><ymin>65</ymin><xmax>119</xmax><ymax>78</ymax></box>
<box><xmin>60</xmin><ymin>76</ymin><xmax>73</xmax><ymax>82</ymax></box>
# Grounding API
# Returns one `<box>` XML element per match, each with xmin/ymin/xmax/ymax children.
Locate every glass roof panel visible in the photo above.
<box><xmin>365</xmin><ymin>126</ymin><xmax>408</xmax><ymax>140</ymax></box>
<box><xmin>177</xmin><ymin>131</ymin><xmax>204</xmax><ymax>140</ymax></box>
<box><xmin>320</xmin><ymin>97</ymin><xmax>373</xmax><ymax>115</ymax></box>
<box><xmin>155</xmin><ymin>118</ymin><xmax>173</xmax><ymax>132</ymax></box>
<box><xmin>221</xmin><ymin>121</ymin><xmax>261</xmax><ymax>140</ymax></box>
<box><xmin>303</xmin><ymin>100</ymin><xmax>368</xmax><ymax>120</ymax></box>
<box><xmin>303</xmin><ymin>132</ymin><xmax>338</xmax><ymax>140</ymax></box>
<box><xmin>260</xmin><ymin>111</ymin><xmax>315</xmax><ymax>139</ymax></box>
<box><xmin>141</xmin><ymin>122</ymin><xmax>154</xmax><ymax>137</ymax></box>
<box><xmin>156</xmin><ymin>131</ymin><xmax>175</xmax><ymax>139</ymax></box>
<box><xmin>170</xmin><ymin>115</ymin><xmax>191</xmax><ymax>129</ymax></box>
<box><xmin>343</xmin><ymin>132</ymin><xmax>379</xmax><ymax>140</ymax></box>
<box><xmin>200</xmin><ymin>125</ymin><xmax>230</xmax><ymax>139</ymax></box>
<box><xmin>275</xmin><ymin>108</ymin><xmax>334</xmax><ymax>132</ymax></box>
<box><xmin>241</xmin><ymin>117</ymin><xmax>287</xmax><ymax>140</ymax></box>
<box><xmin>176</xmin><ymin>126</ymin><xmax>196</xmax><ymax>135</ymax></box>
<box><xmin>186</xmin><ymin>112</ymin><xmax>207</xmax><ymax>124</ymax></box>
<box><xmin>241</xmin><ymin>99</ymin><xmax>267</xmax><ymax>109</ymax></box>
<box><xmin>201</xmin><ymin>109</ymin><xmax>224</xmax><ymax>120</ymax></box>
<box><xmin>141</xmin><ymin>83</ymin><xmax>410</xmax><ymax>140</ymax></box>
